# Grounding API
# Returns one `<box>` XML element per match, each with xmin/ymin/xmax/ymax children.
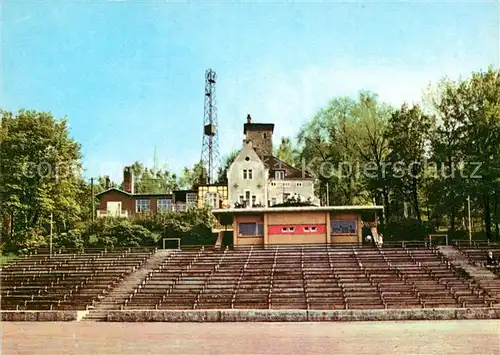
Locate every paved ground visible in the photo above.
<box><xmin>2</xmin><ymin>320</ymin><xmax>500</xmax><ymax>354</ymax></box>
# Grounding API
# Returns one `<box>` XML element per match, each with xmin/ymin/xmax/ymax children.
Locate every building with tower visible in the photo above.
<box><xmin>226</xmin><ymin>115</ymin><xmax>320</xmax><ymax>208</ymax></box>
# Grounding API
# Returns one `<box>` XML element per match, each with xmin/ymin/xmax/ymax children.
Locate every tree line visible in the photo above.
<box><xmin>1</xmin><ymin>67</ymin><xmax>498</xmax><ymax>252</ymax></box>
<box><xmin>268</xmin><ymin>67</ymin><xmax>499</xmax><ymax>241</ymax></box>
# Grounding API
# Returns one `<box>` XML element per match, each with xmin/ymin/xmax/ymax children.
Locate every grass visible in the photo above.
<box><xmin>0</xmin><ymin>253</ymin><xmax>19</xmax><ymax>267</ymax></box>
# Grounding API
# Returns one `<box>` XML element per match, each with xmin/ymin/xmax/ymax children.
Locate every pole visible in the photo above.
<box><xmin>467</xmin><ymin>195</ymin><xmax>472</xmax><ymax>245</ymax></box>
<box><xmin>91</xmin><ymin>177</ymin><xmax>95</xmax><ymax>221</ymax></box>
<box><xmin>326</xmin><ymin>182</ymin><xmax>330</xmax><ymax>206</ymax></box>
<box><xmin>49</xmin><ymin>213</ymin><xmax>53</xmax><ymax>256</ymax></box>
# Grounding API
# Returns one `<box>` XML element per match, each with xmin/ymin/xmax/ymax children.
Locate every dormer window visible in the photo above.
<box><xmin>275</xmin><ymin>171</ymin><xmax>284</xmax><ymax>180</ymax></box>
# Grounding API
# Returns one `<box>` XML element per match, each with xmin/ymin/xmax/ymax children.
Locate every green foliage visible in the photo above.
<box><xmin>129</xmin><ymin>161</ymin><xmax>180</xmax><ymax>194</ymax></box>
<box><xmin>217</xmin><ymin>149</ymin><xmax>239</xmax><ymax>183</ymax></box>
<box><xmin>274</xmin><ymin>137</ymin><xmax>299</xmax><ymax>166</ymax></box>
<box><xmin>0</xmin><ymin>109</ymin><xmax>83</xmax><ymax>244</ymax></box>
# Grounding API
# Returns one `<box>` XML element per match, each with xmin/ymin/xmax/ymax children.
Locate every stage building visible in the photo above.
<box><xmin>212</xmin><ymin>205</ymin><xmax>383</xmax><ymax>247</ymax></box>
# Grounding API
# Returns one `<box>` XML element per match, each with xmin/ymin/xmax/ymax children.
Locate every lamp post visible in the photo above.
<box><xmin>467</xmin><ymin>194</ymin><xmax>472</xmax><ymax>245</ymax></box>
<box><xmin>49</xmin><ymin>212</ymin><xmax>53</xmax><ymax>256</ymax></box>
<box><xmin>91</xmin><ymin>177</ymin><xmax>95</xmax><ymax>221</ymax></box>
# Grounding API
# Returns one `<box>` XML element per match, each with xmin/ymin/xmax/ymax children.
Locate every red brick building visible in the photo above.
<box><xmin>95</xmin><ymin>167</ymin><xmax>196</xmax><ymax>217</ymax></box>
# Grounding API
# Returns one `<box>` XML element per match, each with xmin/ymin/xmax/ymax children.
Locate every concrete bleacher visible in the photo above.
<box><xmin>1</xmin><ymin>248</ymin><xmax>155</xmax><ymax>310</ymax></box>
<box><xmin>122</xmin><ymin>244</ymin><xmax>496</xmax><ymax>311</ymax></box>
<box><xmin>454</xmin><ymin>242</ymin><xmax>500</xmax><ymax>295</ymax></box>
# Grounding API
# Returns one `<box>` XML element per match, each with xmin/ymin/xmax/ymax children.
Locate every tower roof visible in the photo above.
<box><xmin>243</xmin><ymin>123</ymin><xmax>275</xmax><ymax>134</ymax></box>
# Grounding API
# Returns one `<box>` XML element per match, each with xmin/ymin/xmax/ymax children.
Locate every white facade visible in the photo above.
<box><xmin>227</xmin><ymin>140</ymin><xmax>320</xmax><ymax>208</ymax></box>
<box><xmin>227</xmin><ymin>140</ymin><xmax>268</xmax><ymax>207</ymax></box>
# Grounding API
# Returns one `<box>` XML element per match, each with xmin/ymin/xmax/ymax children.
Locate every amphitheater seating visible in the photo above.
<box><xmin>1</xmin><ymin>248</ymin><xmax>154</xmax><ymax>310</ymax></box>
<box><xmin>455</xmin><ymin>243</ymin><xmax>500</xmax><ymax>296</ymax></box>
<box><xmin>123</xmin><ymin>245</ymin><xmax>493</xmax><ymax>310</ymax></box>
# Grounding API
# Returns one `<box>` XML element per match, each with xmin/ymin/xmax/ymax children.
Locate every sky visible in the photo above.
<box><xmin>2</xmin><ymin>1</ymin><xmax>499</xmax><ymax>183</ymax></box>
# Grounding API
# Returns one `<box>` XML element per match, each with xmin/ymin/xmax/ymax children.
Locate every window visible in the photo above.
<box><xmin>204</xmin><ymin>192</ymin><xmax>218</xmax><ymax>208</ymax></box>
<box><xmin>243</xmin><ymin>169</ymin><xmax>253</xmax><ymax>179</ymax></box>
<box><xmin>239</xmin><ymin>195</ymin><xmax>244</xmax><ymax>203</ymax></box>
<box><xmin>157</xmin><ymin>199</ymin><xmax>172</xmax><ymax>212</ymax></box>
<box><xmin>252</xmin><ymin>195</ymin><xmax>256</xmax><ymax>206</ymax></box>
<box><xmin>311</xmin><ymin>226</ymin><xmax>317</xmax><ymax>232</ymax></box>
<box><xmin>245</xmin><ymin>191</ymin><xmax>251</xmax><ymax>201</ymax></box>
<box><xmin>271</xmin><ymin>182</ymin><xmax>277</xmax><ymax>187</ymax></box>
<box><xmin>281</xmin><ymin>226</ymin><xmax>295</xmax><ymax>233</ymax></box>
<box><xmin>304</xmin><ymin>227</ymin><xmax>309</xmax><ymax>232</ymax></box>
<box><xmin>186</xmin><ymin>193</ymin><xmax>197</xmax><ymax>205</ymax></box>
<box><xmin>296</xmin><ymin>182</ymin><xmax>303</xmax><ymax>187</ymax></box>
<box><xmin>275</xmin><ymin>171</ymin><xmax>284</xmax><ymax>180</ymax></box>
<box><xmin>239</xmin><ymin>223</ymin><xmax>264</xmax><ymax>235</ymax></box>
<box><xmin>331</xmin><ymin>220</ymin><xmax>357</xmax><ymax>234</ymax></box>
<box><xmin>284</xmin><ymin>182</ymin><xmax>291</xmax><ymax>187</ymax></box>
<box><xmin>136</xmin><ymin>199</ymin><xmax>151</xmax><ymax>213</ymax></box>
<box><xmin>263</xmin><ymin>133</ymin><xmax>267</xmax><ymax>139</ymax></box>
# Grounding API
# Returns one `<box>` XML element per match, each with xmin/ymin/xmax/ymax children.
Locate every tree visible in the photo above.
<box><xmin>386</xmin><ymin>104</ymin><xmax>436</xmax><ymax>222</ymax></box>
<box><xmin>274</xmin><ymin>137</ymin><xmax>298</xmax><ymax>166</ymax></box>
<box><xmin>0</xmin><ymin>110</ymin><xmax>84</xmax><ymax>247</ymax></box>
<box><xmin>216</xmin><ymin>149</ymin><xmax>239</xmax><ymax>183</ymax></box>
<box><xmin>178</xmin><ymin>161</ymin><xmax>205</xmax><ymax>189</ymax></box>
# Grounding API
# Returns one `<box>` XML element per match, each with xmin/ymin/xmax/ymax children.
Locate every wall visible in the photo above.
<box><xmin>106</xmin><ymin>308</ymin><xmax>500</xmax><ymax>322</ymax></box>
<box><xmin>245</xmin><ymin>129</ymin><xmax>273</xmax><ymax>157</ymax></box>
<box><xmin>99</xmin><ymin>190</ymin><xmax>134</xmax><ymax>215</ymax></box>
<box><xmin>234</xmin><ymin>214</ymin><xmax>265</xmax><ymax>247</ymax></box>
<box><xmin>0</xmin><ymin>311</ymin><xmax>82</xmax><ymax>321</ymax></box>
<box><xmin>227</xmin><ymin>141</ymin><xmax>268</xmax><ymax>207</ymax></box>
<box><xmin>267</xmin><ymin>211</ymin><xmax>328</xmax><ymax>245</ymax></box>
<box><xmin>197</xmin><ymin>185</ymin><xmax>228</xmax><ymax>209</ymax></box>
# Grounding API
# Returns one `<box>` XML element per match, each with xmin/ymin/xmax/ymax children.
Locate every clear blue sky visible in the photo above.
<box><xmin>3</xmin><ymin>1</ymin><xmax>498</xmax><ymax>182</ymax></box>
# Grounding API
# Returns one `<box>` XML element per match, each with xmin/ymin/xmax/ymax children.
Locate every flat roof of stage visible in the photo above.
<box><xmin>212</xmin><ymin>205</ymin><xmax>384</xmax><ymax>215</ymax></box>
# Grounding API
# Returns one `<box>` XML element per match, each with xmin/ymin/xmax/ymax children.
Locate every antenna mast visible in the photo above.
<box><xmin>200</xmin><ymin>69</ymin><xmax>220</xmax><ymax>184</ymax></box>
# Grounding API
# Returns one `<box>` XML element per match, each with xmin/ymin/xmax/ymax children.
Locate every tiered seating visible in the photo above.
<box><xmin>456</xmin><ymin>243</ymin><xmax>500</xmax><ymax>297</ymax></box>
<box><xmin>1</xmin><ymin>248</ymin><xmax>153</xmax><ymax>310</ymax></box>
<box><xmin>123</xmin><ymin>245</ymin><xmax>491</xmax><ymax>310</ymax></box>
<box><xmin>125</xmin><ymin>250</ymin><xmax>201</xmax><ymax>309</ymax></box>
<box><xmin>457</xmin><ymin>244</ymin><xmax>500</xmax><ymax>271</ymax></box>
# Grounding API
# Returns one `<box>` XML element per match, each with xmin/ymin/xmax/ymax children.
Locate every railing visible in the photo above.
<box><xmin>97</xmin><ymin>210</ymin><xmax>128</xmax><ymax>218</ymax></box>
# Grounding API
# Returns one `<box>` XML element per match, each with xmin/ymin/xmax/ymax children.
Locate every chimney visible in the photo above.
<box><xmin>123</xmin><ymin>167</ymin><xmax>134</xmax><ymax>194</ymax></box>
<box><xmin>247</xmin><ymin>114</ymin><xmax>252</xmax><ymax>124</ymax></box>
<box><xmin>105</xmin><ymin>176</ymin><xmax>110</xmax><ymax>189</ymax></box>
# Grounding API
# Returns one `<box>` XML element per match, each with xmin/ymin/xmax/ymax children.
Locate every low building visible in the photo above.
<box><xmin>97</xmin><ymin>167</ymin><xmax>179</xmax><ymax>217</ymax></box>
<box><xmin>212</xmin><ymin>205</ymin><xmax>383</xmax><ymax>247</ymax></box>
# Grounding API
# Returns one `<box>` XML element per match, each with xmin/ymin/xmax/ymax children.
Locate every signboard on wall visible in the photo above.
<box><xmin>331</xmin><ymin>219</ymin><xmax>357</xmax><ymax>234</ymax></box>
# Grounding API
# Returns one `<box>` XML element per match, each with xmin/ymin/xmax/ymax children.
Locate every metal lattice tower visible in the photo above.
<box><xmin>200</xmin><ymin>69</ymin><xmax>220</xmax><ymax>184</ymax></box>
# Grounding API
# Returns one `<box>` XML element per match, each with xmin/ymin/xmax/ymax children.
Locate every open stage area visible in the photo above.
<box><xmin>2</xmin><ymin>320</ymin><xmax>500</xmax><ymax>355</ymax></box>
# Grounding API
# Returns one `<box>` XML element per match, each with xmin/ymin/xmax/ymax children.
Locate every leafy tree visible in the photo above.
<box><xmin>386</xmin><ymin>104</ymin><xmax>436</xmax><ymax>222</ymax></box>
<box><xmin>0</xmin><ymin>110</ymin><xmax>83</xmax><ymax>247</ymax></box>
<box><xmin>274</xmin><ymin>137</ymin><xmax>299</xmax><ymax>166</ymax></box>
<box><xmin>216</xmin><ymin>149</ymin><xmax>239</xmax><ymax>183</ymax></box>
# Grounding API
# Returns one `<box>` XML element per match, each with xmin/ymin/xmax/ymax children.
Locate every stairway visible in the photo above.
<box><xmin>437</xmin><ymin>246</ymin><xmax>500</xmax><ymax>305</ymax></box>
<box><xmin>82</xmin><ymin>250</ymin><xmax>173</xmax><ymax>321</ymax></box>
